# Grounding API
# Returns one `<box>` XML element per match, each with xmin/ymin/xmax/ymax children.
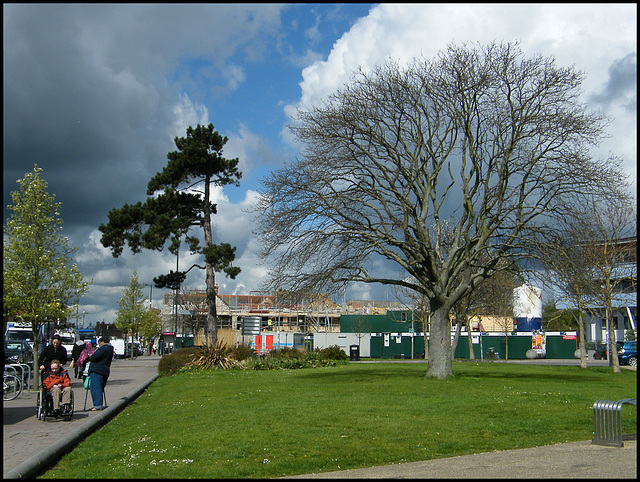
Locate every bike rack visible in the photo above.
<box><xmin>592</xmin><ymin>398</ymin><xmax>637</xmax><ymax>447</ymax></box>
<box><xmin>4</xmin><ymin>363</ymin><xmax>32</xmax><ymax>393</ymax></box>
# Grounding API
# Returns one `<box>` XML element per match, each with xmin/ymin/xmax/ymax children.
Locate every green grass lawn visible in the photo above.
<box><xmin>41</xmin><ymin>362</ymin><xmax>636</xmax><ymax>479</ymax></box>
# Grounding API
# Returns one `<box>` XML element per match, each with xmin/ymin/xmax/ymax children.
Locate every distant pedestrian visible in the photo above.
<box><xmin>87</xmin><ymin>338</ymin><xmax>114</xmax><ymax>410</ymax></box>
<box><xmin>152</xmin><ymin>342</ymin><xmax>157</xmax><ymax>355</ymax></box>
<box><xmin>70</xmin><ymin>340</ymin><xmax>85</xmax><ymax>378</ymax></box>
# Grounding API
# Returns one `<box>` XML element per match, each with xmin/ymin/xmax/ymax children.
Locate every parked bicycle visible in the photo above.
<box><xmin>3</xmin><ymin>372</ymin><xmax>23</xmax><ymax>401</ymax></box>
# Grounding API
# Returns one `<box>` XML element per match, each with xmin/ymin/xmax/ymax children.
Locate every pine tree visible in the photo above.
<box><xmin>99</xmin><ymin>124</ymin><xmax>242</xmax><ymax>347</ymax></box>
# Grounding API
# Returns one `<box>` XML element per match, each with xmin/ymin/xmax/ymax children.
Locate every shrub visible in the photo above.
<box><xmin>157</xmin><ymin>347</ymin><xmax>204</xmax><ymax>376</ymax></box>
<box><xmin>245</xmin><ymin>357</ymin><xmax>277</xmax><ymax>370</ymax></box>
<box><xmin>229</xmin><ymin>343</ymin><xmax>255</xmax><ymax>361</ymax></box>
<box><xmin>270</xmin><ymin>347</ymin><xmax>305</xmax><ymax>359</ymax></box>
<box><xmin>246</xmin><ymin>355</ymin><xmax>323</xmax><ymax>370</ymax></box>
<box><xmin>305</xmin><ymin>351</ymin><xmax>323</xmax><ymax>363</ymax></box>
<box><xmin>317</xmin><ymin>345</ymin><xmax>348</xmax><ymax>361</ymax></box>
<box><xmin>281</xmin><ymin>358</ymin><xmax>307</xmax><ymax>369</ymax></box>
<box><xmin>159</xmin><ymin>343</ymin><xmax>348</xmax><ymax>375</ymax></box>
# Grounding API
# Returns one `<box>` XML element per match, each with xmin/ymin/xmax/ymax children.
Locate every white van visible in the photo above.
<box><xmin>5</xmin><ymin>323</ymin><xmax>44</xmax><ymax>350</ymax></box>
<box><xmin>57</xmin><ymin>331</ymin><xmax>77</xmax><ymax>357</ymax></box>
<box><xmin>110</xmin><ymin>338</ymin><xmax>125</xmax><ymax>358</ymax></box>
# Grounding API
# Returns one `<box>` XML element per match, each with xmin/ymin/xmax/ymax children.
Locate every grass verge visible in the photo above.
<box><xmin>41</xmin><ymin>362</ymin><xmax>636</xmax><ymax>478</ymax></box>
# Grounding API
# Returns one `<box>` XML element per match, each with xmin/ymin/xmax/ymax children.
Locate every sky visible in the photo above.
<box><xmin>3</xmin><ymin>4</ymin><xmax>637</xmax><ymax>327</ymax></box>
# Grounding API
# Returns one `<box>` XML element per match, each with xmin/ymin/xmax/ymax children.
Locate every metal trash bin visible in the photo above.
<box><xmin>486</xmin><ymin>347</ymin><xmax>499</xmax><ymax>360</ymax></box>
<box><xmin>349</xmin><ymin>345</ymin><xmax>360</xmax><ymax>361</ymax></box>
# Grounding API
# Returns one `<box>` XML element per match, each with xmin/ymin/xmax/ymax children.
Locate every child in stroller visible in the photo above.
<box><xmin>37</xmin><ymin>359</ymin><xmax>74</xmax><ymax>420</ymax></box>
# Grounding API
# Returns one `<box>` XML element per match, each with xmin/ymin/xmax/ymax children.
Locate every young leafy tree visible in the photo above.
<box><xmin>138</xmin><ymin>308</ymin><xmax>162</xmax><ymax>354</ymax></box>
<box><xmin>3</xmin><ymin>165</ymin><xmax>89</xmax><ymax>387</ymax></box>
<box><xmin>99</xmin><ymin>124</ymin><xmax>242</xmax><ymax>347</ymax></box>
<box><xmin>255</xmin><ymin>42</ymin><xmax>628</xmax><ymax>378</ymax></box>
<box><xmin>115</xmin><ymin>270</ymin><xmax>146</xmax><ymax>358</ymax></box>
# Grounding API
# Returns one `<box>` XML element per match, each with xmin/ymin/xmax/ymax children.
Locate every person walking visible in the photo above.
<box><xmin>70</xmin><ymin>340</ymin><xmax>85</xmax><ymax>378</ymax></box>
<box><xmin>38</xmin><ymin>334</ymin><xmax>68</xmax><ymax>372</ymax></box>
<box><xmin>87</xmin><ymin>337</ymin><xmax>114</xmax><ymax>411</ymax></box>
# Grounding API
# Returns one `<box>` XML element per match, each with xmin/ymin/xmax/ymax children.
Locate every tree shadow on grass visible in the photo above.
<box><xmin>293</xmin><ymin>363</ymin><xmax>620</xmax><ymax>385</ymax></box>
<box><xmin>452</xmin><ymin>364</ymin><xmax>621</xmax><ymax>383</ymax></box>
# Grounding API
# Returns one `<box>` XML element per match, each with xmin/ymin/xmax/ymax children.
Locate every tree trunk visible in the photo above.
<box><xmin>422</xmin><ymin>315</ymin><xmax>429</xmax><ymax>360</ymax></box>
<box><xmin>504</xmin><ymin>325</ymin><xmax>509</xmax><ymax>360</ymax></box>
<box><xmin>466</xmin><ymin>319</ymin><xmax>475</xmax><ymax>360</ymax></box>
<box><xmin>203</xmin><ymin>174</ymin><xmax>218</xmax><ymax>348</ymax></box>
<box><xmin>426</xmin><ymin>306</ymin><xmax>453</xmax><ymax>379</ymax></box>
<box><xmin>32</xmin><ymin>341</ymin><xmax>40</xmax><ymax>392</ymax></box>
<box><xmin>608</xmin><ymin>329</ymin><xmax>621</xmax><ymax>373</ymax></box>
<box><xmin>451</xmin><ymin>321</ymin><xmax>462</xmax><ymax>361</ymax></box>
<box><xmin>205</xmin><ymin>266</ymin><xmax>217</xmax><ymax>348</ymax></box>
<box><xmin>578</xmin><ymin>311</ymin><xmax>588</xmax><ymax>369</ymax></box>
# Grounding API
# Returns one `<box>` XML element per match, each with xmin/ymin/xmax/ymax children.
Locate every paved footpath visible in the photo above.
<box><xmin>288</xmin><ymin>440</ymin><xmax>636</xmax><ymax>479</ymax></box>
<box><xmin>3</xmin><ymin>354</ymin><xmax>161</xmax><ymax>478</ymax></box>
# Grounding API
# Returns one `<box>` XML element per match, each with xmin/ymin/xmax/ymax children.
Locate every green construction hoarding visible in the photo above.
<box><xmin>369</xmin><ymin>332</ymin><xmax>578</xmax><ymax>360</ymax></box>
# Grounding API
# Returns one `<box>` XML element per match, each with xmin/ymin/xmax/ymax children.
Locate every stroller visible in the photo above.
<box><xmin>36</xmin><ymin>370</ymin><xmax>74</xmax><ymax>421</ymax></box>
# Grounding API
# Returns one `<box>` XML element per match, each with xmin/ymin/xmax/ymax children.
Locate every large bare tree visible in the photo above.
<box><xmin>254</xmin><ymin>42</ymin><xmax>628</xmax><ymax>378</ymax></box>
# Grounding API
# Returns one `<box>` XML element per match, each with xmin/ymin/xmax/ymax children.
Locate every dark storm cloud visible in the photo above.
<box><xmin>4</xmin><ymin>5</ymin><xmax>169</xmax><ymax>228</ymax></box>
<box><xmin>590</xmin><ymin>52</ymin><xmax>637</xmax><ymax>112</ymax></box>
<box><xmin>3</xmin><ymin>3</ymin><xmax>284</xmax><ymax>231</ymax></box>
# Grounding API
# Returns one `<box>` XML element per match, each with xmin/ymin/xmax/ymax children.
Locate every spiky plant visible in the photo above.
<box><xmin>187</xmin><ymin>341</ymin><xmax>245</xmax><ymax>370</ymax></box>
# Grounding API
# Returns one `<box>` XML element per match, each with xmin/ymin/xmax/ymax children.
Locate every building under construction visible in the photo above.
<box><xmin>159</xmin><ymin>287</ymin><xmax>404</xmax><ymax>340</ymax></box>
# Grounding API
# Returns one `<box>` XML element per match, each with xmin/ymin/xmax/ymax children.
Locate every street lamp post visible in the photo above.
<box><xmin>143</xmin><ymin>283</ymin><xmax>153</xmax><ymax>309</ymax></box>
<box><xmin>174</xmin><ymin>246</ymin><xmax>179</xmax><ymax>352</ymax></box>
<box><xmin>143</xmin><ymin>282</ymin><xmax>155</xmax><ymax>356</ymax></box>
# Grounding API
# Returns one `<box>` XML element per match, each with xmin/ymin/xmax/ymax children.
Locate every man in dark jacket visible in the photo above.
<box><xmin>87</xmin><ymin>337</ymin><xmax>114</xmax><ymax>410</ymax></box>
<box><xmin>70</xmin><ymin>339</ymin><xmax>86</xmax><ymax>378</ymax></box>
<box><xmin>38</xmin><ymin>334</ymin><xmax>68</xmax><ymax>373</ymax></box>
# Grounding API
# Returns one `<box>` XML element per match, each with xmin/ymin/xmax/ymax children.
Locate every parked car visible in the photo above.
<box><xmin>617</xmin><ymin>341</ymin><xmax>637</xmax><ymax>367</ymax></box>
<box><xmin>593</xmin><ymin>342</ymin><xmax>623</xmax><ymax>360</ymax></box>
<box><xmin>125</xmin><ymin>341</ymin><xmax>143</xmax><ymax>358</ymax></box>
<box><xmin>3</xmin><ymin>340</ymin><xmax>34</xmax><ymax>366</ymax></box>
